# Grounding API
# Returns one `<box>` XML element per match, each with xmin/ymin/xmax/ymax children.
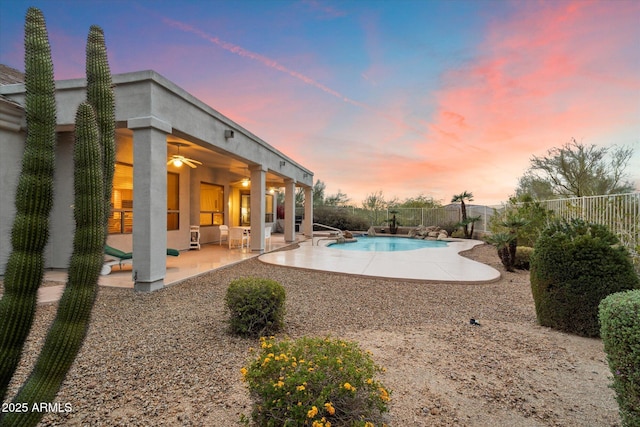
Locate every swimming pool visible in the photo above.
<box><xmin>259</xmin><ymin>237</ymin><xmax>501</xmax><ymax>282</ymax></box>
<box><xmin>328</xmin><ymin>236</ymin><xmax>448</xmax><ymax>252</ymax></box>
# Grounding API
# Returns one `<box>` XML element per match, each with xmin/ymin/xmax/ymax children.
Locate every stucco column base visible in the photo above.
<box><xmin>134</xmin><ymin>279</ymin><xmax>165</xmax><ymax>293</ymax></box>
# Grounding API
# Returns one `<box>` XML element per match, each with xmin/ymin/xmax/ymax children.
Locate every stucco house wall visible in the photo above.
<box><xmin>0</xmin><ymin>68</ymin><xmax>314</xmax><ymax>291</ymax></box>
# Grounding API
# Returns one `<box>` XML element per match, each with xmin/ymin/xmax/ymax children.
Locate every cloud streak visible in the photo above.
<box><xmin>162</xmin><ymin>17</ymin><xmax>360</xmax><ymax>104</ymax></box>
<box><xmin>160</xmin><ymin>15</ymin><xmax>443</xmax><ymax>145</ymax></box>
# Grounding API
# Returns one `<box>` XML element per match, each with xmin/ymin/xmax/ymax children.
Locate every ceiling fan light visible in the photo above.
<box><xmin>242</xmin><ymin>178</ymin><xmax>250</xmax><ymax>187</ymax></box>
<box><xmin>173</xmin><ymin>158</ymin><xmax>183</xmax><ymax>167</ymax></box>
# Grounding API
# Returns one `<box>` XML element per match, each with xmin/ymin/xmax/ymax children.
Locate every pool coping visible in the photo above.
<box><xmin>258</xmin><ymin>237</ymin><xmax>502</xmax><ymax>284</ymax></box>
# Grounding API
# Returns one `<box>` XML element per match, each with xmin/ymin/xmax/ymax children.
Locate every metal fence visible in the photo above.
<box><xmin>307</xmin><ymin>192</ymin><xmax>640</xmax><ymax>256</ymax></box>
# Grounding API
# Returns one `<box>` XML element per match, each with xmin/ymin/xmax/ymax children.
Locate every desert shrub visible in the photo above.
<box><xmin>514</xmin><ymin>246</ymin><xmax>534</xmax><ymax>270</ymax></box>
<box><xmin>599</xmin><ymin>290</ymin><xmax>640</xmax><ymax>426</ymax></box>
<box><xmin>488</xmin><ymin>195</ymin><xmax>554</xmax><ymax>247</ymax></box>
<box><xmin>450</xmin><ymin>229</ymin><xmax>465</xmax><ymax>239</ymax></box>
<box><xmin>313</xmin><ymin>207</ymin><xmax>370</xmax><ymax>231</ymax></box>
<box><xmin>530</xmin><ymin>219</ymin><xmax>640</xmax><ymax>337</ymax></box>
<box><xmin>437</xmin><ymin>221</ymin><xmax>458</xmax><ymax>236</ymax></box>
<box><xmin>225</xmin><ymin>278</ymin><xmax>286</xmax><ymax>337</ymax></box>
<box><xmin>242</xmin><ymin>336</ymin><xmax>391</xmax><ymax>426</ymax></box>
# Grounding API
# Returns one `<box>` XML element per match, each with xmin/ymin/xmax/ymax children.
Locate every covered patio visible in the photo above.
<box><xmin>1</xmin><ymin>69</ymin><xmax>314</xmax><ymax>293</ymax></box>
<box><xmin>36</xmin><ymin>232</ymin><xmax>308</xmax><ymax>303</ymax></box>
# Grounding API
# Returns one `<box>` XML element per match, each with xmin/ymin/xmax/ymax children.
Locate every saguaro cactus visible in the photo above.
<box><xmin>0</xmin><ymin>10</ymin><xmax>116</xmax><ymax>426</ymax></box>
<box><xmin>3</xmin><ymin>103</ymin><xmax>104</xmax><ymax>426</ymax></box>
<box><xmin>0</xmin><ymin>7</ymin><xmax>57</xmax><ymax>402</ymax></box>
<box><xmin>86</xmin><ymin>24</ymin><xmax>115</xmax><ymax>224</ymax></box>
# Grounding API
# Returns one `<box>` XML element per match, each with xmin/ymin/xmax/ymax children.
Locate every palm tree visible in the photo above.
<box><xmin>486</xmin><ymin>232</ymin><xmax>516</xmax><ymax>272</ymax></box>
<box><xmin>502</xmin><ymin>217</ymin><xmax>529</xmax><ymax>267</ymax></box>
<box><xmin>466</xmin><ymin>215</ymin><xmax>482</xmax><ymax>239</ymax></box>
<box><xmin>451</xmin><ymin>191</ymin><xmax>474</xmax><ymax>238</ymax></box>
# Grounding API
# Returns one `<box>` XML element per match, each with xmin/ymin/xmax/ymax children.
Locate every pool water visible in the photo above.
<box><xmin>327</xmin><ymin>236</ymin><xmax>448</xmax><ymax>252</ymax></box>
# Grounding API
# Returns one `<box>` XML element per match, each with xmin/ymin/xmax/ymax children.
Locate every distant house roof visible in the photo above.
<box><xmin>0</xmin><ymin>64</ymin><xmax>25</xmax><ymax>85</ymax></box>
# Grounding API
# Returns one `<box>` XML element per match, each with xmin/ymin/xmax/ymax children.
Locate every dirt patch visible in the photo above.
<box><xmin>5</xmin><ymin>244</ymin><xmax>620</xmax><ymax>426</ymax></box>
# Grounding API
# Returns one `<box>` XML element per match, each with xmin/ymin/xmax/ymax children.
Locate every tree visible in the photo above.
<box><xmin>501</xmin><ymin>216</ymin><xmax>529</xmax><ymax>270</ymax></box>
<box><xmin>362</xmin><ymin>191</ymin><xmax>389</xmax><ymax>226</ymax></box>
<box><xmin>324</xmin><ymin>190</ymin><xmax>350</xmax><ymax>206</ymax></box>
<box><xmin>516</xmin><ymin>139</ymin><xmax>635</xmax><ymax>198</ymax></box>
<box><xmin>398</xmin><ymin>194</ymin><xmax>441</xmax><ymax>209</ymax></box>
<box><xmin>514</xmin><ymin>173</ymin><xmax>556</xmax><ymax>200</ymax></box>
<box><xmin>490</xmin><ymin>194</ymin><xmax>554</xmax><ymax>247</ymax></box>
<box><xmin>451</xmin><ymin>191</ymin><xmax>474</xmax><ymax>238</ymax></box>
<box><xmin>362</xmin><ymin>190</ymin><xmax>388</xmax><ymax>211</ymax></box>
<box><xmin>486</xmin><ymin>232</ymin><xmax>515</xmax><ymax>272</ymax></box>
<box><xmin>312</xmin><ymin>180</ymin><xmax>326</xmax><ymax>206</ymax></box>
<box><xmin>308</xmin><ymin>179</ymin><xmax>350</xmax><ymax>206</ymax></box>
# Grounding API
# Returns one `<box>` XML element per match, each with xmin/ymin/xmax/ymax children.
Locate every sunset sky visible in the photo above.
<box><xmin>1</xmin><ymin>0</ymin><xmax>639</xmax><ymax>205</ymax></box>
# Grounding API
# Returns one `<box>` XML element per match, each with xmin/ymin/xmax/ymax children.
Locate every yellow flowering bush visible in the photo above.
<box><xmin>242</xmin><ymin>336</ymin><xmax>391</xmax><ymax>426</ymax></box>
<box><xmin>225</xmin><ymin>277</ymin><xmax>286</xmax><ymax>337</ymax></box>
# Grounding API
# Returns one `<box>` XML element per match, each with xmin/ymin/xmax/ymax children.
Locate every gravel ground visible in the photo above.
<box><xmin>4</xmin><ymin>244</ymin><xmax>619</xmax><ymax>426</ymax></box>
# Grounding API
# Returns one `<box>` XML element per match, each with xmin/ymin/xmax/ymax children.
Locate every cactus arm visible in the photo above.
<box><xmin>86</xmin><ymin>25</ymin><xmax>115</xmax><ymax>225</ymax></box>
<box><xmin>0</xmin><ymin>7</ymin><xmax>56</xmax><ymax>402</ymax></box>
<box><xmin>1</xmin><ymin>103</ymin><xmax>104</xmax><ymax>426</ymax></box>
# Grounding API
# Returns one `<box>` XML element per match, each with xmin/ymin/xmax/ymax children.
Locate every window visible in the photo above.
<box><xmin>167</xmin><ymin>172</ymin><xmax>179</xmax><ymax>231</ymax></box>
<box><xmin>108</xmin><ymin>163</ymin><xmax>181</xmax><ymax>233</ymax></box>
<box><xmin>265</xmin><ymin>194</ymin><xmax>274</xmax><ymax>222</ymax></box>
<box><xmin>200</xmin><ymin>183</ymin><xmax>224</xmax><ymax>226</ymax></box>
<box><xmin>109</xmin><ymin>163</ymin><xmax>133</xmax><ymax>234</ymax></box>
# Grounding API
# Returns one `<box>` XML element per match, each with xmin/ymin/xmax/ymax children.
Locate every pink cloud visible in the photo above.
<box><xmin>419</xmin><ymin>0</ymin><xmax>640</xmax><ymax>203</ymax></box>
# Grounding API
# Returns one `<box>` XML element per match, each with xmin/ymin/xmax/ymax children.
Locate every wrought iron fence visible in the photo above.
<box><xmin>307</xmin><ymin>192</ymin><xmax>640</xmax><ymax>261</ymax></box>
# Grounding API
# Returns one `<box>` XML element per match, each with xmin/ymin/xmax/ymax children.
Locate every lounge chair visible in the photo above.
<box><xmin>101</xmin><ymin>245</ymin><xmax>180</xmax><ymax>275</ymax></box>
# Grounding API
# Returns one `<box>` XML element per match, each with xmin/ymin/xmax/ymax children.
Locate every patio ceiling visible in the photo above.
<box><xmin>116</xmin><ymin>128</ymin><xmax>289</xmax><ymax>188</ymax></box>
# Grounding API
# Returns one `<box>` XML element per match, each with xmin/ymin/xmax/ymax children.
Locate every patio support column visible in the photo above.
<box><xmin>249</xmin><ymin>164</ymin><xmax>266</xmax><ymax>253</ymax></box>
<box><xmin>304</xmin><ymin>186</ymin><xmax>313</xmax><ymax>238</ymax></box>
<box><xmin>128</xmin><ymin>116</ymin><xmax>171</xmax><ymax>292</ymax></box>
<box><xmin>284</xmin><ymin>178</ymin><xmax>296</xmax><ymax>243</ymax></box>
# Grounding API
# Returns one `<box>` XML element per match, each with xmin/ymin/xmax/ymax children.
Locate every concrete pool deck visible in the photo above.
<box><xmin>259</xmin><ymin>238</ymin><xmax>501</xmax><ymax>283</ymax></box>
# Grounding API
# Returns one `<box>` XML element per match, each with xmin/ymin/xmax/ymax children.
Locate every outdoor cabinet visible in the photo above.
<box><xmin>190</xmin><ymin>225</ymin><xmax>201</xmax><ymax>250</ymax></box>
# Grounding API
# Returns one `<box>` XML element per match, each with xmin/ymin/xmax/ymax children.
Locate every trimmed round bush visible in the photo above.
<box><xmin>599</xmin><ymin>290</ymin><xmax>640</xmax><ymax>426</ymax></box>
<box><xmin>514</xmin><ymin>246</ymin><xmax>534</xmax><ymax>270</ymax></box>
<box><xmin>530</xmin><ymin>219</ymin><xmax>639</xmax><ymax>337</ymax></box>
<box><xmin>225</xmin><ymin>277</ymin><xmax>286</xmax><ymax>337</ymax></box>
<box><xmin>242</xmin><ymin>336</ymin><xmax>391</xmax><ymax>427</ymax></box>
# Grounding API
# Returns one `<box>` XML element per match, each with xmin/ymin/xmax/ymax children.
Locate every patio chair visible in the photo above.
<box><xmin>101</xmin><ymin>245</ymin><xmax>179</xmax><ymax>275</ymax></box>
<box><xmin>219</xmin><ymin>224</ymin><xmax>229</xmax><ymax>245</ymax></box>
<box><xmin>229</xmin><ymin>227</ymin><xmax>249</xmax><ymax>249</ymax></box>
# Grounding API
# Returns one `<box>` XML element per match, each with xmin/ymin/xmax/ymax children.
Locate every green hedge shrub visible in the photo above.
<box><xmin>225</xmin><ymin>278</ymin><xmax>286</xmax><ymax>337</ymax></box>
<box><xmin>242</xmin><ymin>336</ymin><xmax>390</xmax><ymax>427</ymax></box>
<box><xmin>313</xmin><ymin>207</ymin><xmax>370</xmax><ymax>232</ymax></box>
<box><xmin>514</xmin><ymin>246</ymin><xmax>534</xmax><ymax>270</ymax></box>
<box><xmin>530</xmin><ymin>219</ymin><xmax>639</xmax><ymax>337</ymax></box>
<box><xmin>599</xmin><ymin>290</ymin><xmax>640</xmax><ymax>426</ymax></box>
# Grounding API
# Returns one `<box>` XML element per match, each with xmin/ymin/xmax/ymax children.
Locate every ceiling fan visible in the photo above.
<box><xmin>167</xmin><ymin>143</ymin><xmax>202</xmax><ymax>169</ymax></box>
